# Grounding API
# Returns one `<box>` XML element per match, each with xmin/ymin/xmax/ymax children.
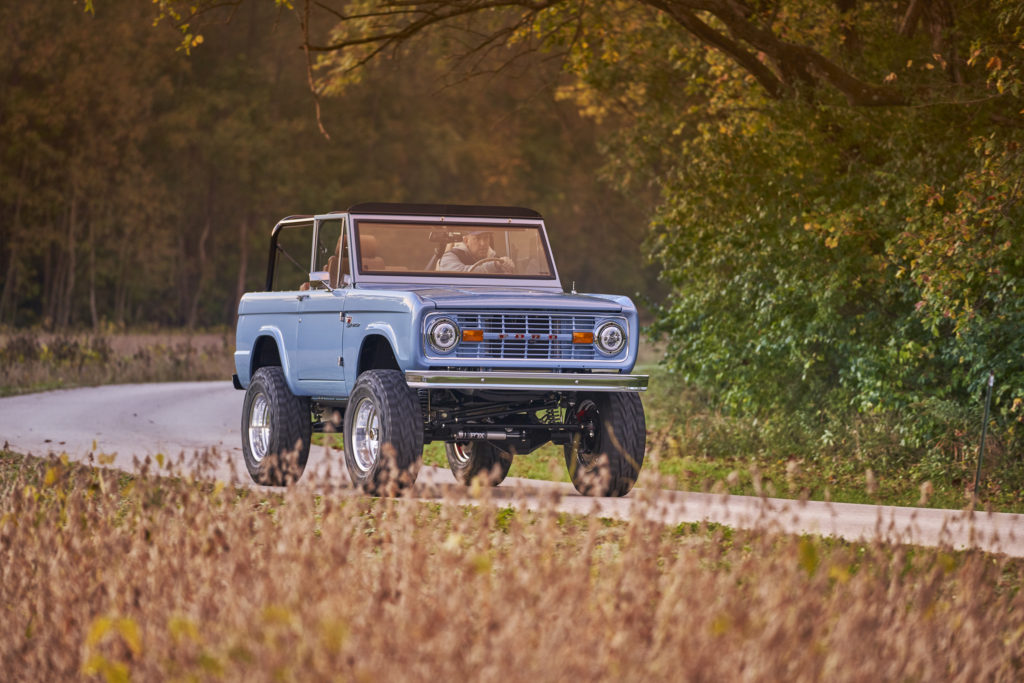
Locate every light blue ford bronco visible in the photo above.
<box><xmin>233</xmin><ymin>203</ymin><xmax>648</xmax><ymax>496</ymax></box>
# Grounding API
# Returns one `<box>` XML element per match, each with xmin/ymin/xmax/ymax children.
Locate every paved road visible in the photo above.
<box><xmin>1</xmin><ymin>382</ymin><xmax>1021</xmax><ymax>556</ymax></box>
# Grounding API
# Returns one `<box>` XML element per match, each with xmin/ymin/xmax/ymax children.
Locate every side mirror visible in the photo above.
<box><xmin>309</xmin><ymin>271</ymin><xmax>333</xmax><ymax>291</ymax></box>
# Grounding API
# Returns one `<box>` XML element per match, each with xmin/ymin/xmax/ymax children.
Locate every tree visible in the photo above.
<box><xmin>153</xmin><ymin>0</ymin><xmax>1024</xmax><ymax>461</ymax></box>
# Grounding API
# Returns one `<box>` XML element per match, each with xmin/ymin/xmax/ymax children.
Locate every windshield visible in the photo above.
<box><xmin>354</xmin><ymin>221</ymin><xmax>555</xmax><ymax>279</ymax></box>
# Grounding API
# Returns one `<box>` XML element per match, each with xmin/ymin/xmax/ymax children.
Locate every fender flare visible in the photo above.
<box><xmin>250</xmin><ymin>326</ymin><xmax>300</xmax><ymax>395</ymax></box>
<box><xmin>351</xmin><ymin>324</ymin><xmax>405</xmax><ymax>383</ymax></box>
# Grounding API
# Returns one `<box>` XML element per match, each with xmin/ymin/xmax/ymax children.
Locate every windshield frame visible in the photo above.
<box><xmin>347</xmin><ymin>213</ymin><xmax>562</xmax><ymax>288</ymax></box>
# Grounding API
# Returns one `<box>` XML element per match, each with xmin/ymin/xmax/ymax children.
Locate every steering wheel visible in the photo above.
<box><xmin>469</xmin><ymin>257</ymin><xmax>512</xmax><ymax>273</ymax></box>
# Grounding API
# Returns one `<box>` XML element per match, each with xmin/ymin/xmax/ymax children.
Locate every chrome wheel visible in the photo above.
<box><xmin>568</xmin><ymin>400</ymin><xmax>601</xmax><ymax>467</ymax></box>
<box><xmin>240</xmin><ymin>366</ymin><xmax>312</xmax><ymax>487</ymax></box>
<box><xmin>247</xmin><ymin>392</ymin><xmax>270</xmax><ymax>463</ymax></box>
<box><xmin>352</xmin><ymin>397</ymin><xmax>381</xmax><ymax>474</ymax></box>
<box><xmin>450</xmin><ymin>442</ymin><xmax>472</xmax><ymax>467</ymax></box>
<box><xmin>563</xmin><ymin>392</ymin><xmax>646</xmax><ymax>497</ymax></box>
<box><xmin>444</xmin><ymin>440</ymin><xmax>513</xmax><ymax>486</ymax></box>
<box><xmin>342</xmin><ymin>369</ymin><xmax>424</xmax><ymax>495</ymax></box>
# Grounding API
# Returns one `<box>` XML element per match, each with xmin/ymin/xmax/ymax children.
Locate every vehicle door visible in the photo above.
<box><xmin>296</xmin><ymin>217</ymin><xmax>349</xmax><ymax>390</ymax></box>
<box><xmin>240</xmin><ymin>218</ymin><xmax>314</xmax><ymax>385</ymax></box>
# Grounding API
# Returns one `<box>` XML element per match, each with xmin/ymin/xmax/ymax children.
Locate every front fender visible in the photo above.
<box><xmin>346</xmin><ymin>323</ymin><xmax>408</xmax><ymax>386</ymax></box>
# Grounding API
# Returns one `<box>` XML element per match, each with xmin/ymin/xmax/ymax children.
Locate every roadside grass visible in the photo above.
<box><xmin>312</xmin><ymin>437</ymin><xmax>572</xmax><ymax>482</ymax></box>
<box><xmin>0</xmin><ymin>328</ymin><xmax>233</xmax><ymax>397</ymax></box>
<box><xmin>421</xmin><ymin>442</ymin><xmax>572</xmax><ymax>482</ymax></box>
<box><xmin>2</xmin><ymin>449</ymin><xmax>1022</xmax><ymax>680</ymax></box>
<box><xmin>640</xmin><ymin>370</ymin><xmax>1024</xmax><ymax>514</ymax></box>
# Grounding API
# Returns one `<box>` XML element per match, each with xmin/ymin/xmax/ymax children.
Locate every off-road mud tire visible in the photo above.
<box><xmin>564</xmin><ymin>392</ymin><xmax>645</xmax><ymax>497</ymax></box>
<box><xmin>445</xmin><ymin>441</ymin><xmax>513</xmax><ymax>486</ymax></box>
<box><xmin>241</xmin><ymin>366</ymin><xmax>311</xmax><ymax>486</ymax></box>
<box><xmin>343</xmin><ymin>369</ymin><xmax>424</xmax><ymax>495</ymax></box>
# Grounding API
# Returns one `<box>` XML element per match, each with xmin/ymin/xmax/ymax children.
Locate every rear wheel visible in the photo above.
<box><xmin>241</xmin><ymin>366</ymin><xmax>311</xmax><ymax>486</ymax></box>
<box><xmin>445</xmin><ymin>441</ymin><xmax>513</xmax><ymax>486</ymax></box>
<box><xmin>564</xmin><ymin>392</ymin><xmax>645</xmax><ymax>497</ymax></box>
<box><xmin>343</xmin><ymin>369</ymin><xmax>424</xmax><ymax>495</ymax></box>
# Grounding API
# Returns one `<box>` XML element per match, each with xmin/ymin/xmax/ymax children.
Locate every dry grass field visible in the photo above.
<box><xmin>2</xmin><ymin>451</ymin><xmax>1022</xmax><ymax>681</ymax></box>
<box><xmin>0</xmin><ymin>330</ymin><xmax>233</xmax><ymax>397</ymax></box>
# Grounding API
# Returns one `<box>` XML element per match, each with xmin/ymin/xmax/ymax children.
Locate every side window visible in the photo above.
<box><xmin>272</xmin><ymin>223</ymin><xmax>314</xmax><ymax>292</ymax></box>
<box><xmin>314</xmin><ymin>219</ymin><xmax>346</xmax><ymax>288</ymax></box>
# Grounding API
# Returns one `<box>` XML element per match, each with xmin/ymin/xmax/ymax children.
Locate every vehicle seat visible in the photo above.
<box><xmin>360</xmin><ymin>235</ymin><xmax>386</xmax><ymax>272</ymax></box>
<box><xmin>327</xmin><ymin>234</ymin><xmax>343</xmax><ymax>287</ymax></box>
<box><xmin>326</xmin><ymin>255</ymin><xmax>337</xmax><ymax>287</ymax></box>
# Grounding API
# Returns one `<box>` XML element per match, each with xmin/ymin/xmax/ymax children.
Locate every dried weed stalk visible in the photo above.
<box><xmin>1</xmin><ymin>451</ymin><xmax>1022</xmax><ymax>681</ymax></box>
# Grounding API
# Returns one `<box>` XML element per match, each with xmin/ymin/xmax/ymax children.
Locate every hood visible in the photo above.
<box><xmin>411</xmin><ymin>286</ymin><xmax>624</xmax><ymax>312</ymax></box>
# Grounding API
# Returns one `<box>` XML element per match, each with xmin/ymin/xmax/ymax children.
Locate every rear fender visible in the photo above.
<box><xmin>249</xmin><ymin>327</ymin><xmax>299</xmax><ymax>395</ymax></box>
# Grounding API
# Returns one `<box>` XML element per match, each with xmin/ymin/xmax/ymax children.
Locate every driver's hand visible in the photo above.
<box><xmin>498</xmin><ymin>257</ymin><xmax>514</xmax><ymax>273</ymax></box>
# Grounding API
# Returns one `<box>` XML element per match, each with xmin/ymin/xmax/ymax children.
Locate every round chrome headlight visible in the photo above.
<box><xmin>428</xmin><ymin>318</ymin><xmax>459</xmax><ymax>353</ymax></box>
<box><xmin>595</xmin><ymin>321</ymin><xmax>626</xmax><ymax>356</ymax></box>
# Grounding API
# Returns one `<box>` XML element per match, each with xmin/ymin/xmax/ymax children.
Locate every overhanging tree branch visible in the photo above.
<box><xmin>305</xmin><ymin>1</ymin><xmax>557</xmax><ymax>52</ymax></box>
<box><xmin>646</xmin><ymin>0</ymin><xmax>789</xmax><ymax>99</ymax></box>
<box><xmin>675</xmin><ymin>0</ymin><xmax>906</xmax><ymax>106</ymax></box>
<box><xmin>162</xmin><ymin>0</ymin><xmax>914</xmax><ymax>106</ymax></box>
<box><xmin>300</xmin><ymin>0</ymin><xmax>332</xmax><ymax>138</ymax></box>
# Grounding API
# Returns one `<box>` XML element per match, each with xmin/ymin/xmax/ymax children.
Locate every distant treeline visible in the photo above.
<box><xmin>0</xmin><ymin>1</ymin><xmax>654</xmax><ymax>329</ymax></box>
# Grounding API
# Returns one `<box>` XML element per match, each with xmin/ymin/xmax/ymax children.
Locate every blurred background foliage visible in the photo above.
<box><xmin>2</xmin><ymin>0</ymin><xmax>1023</xmax><ymax>482</ymax></box>
<box><xmin>0</xmin><ymin>0</ymin><xmax>657</xmax><ymax>329</ymax></box>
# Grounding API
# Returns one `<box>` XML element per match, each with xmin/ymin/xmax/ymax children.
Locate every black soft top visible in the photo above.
<box><xmin>347</xmin><ymin>202</ymin><xmax>542</xmax><ymax>219</ymax></box>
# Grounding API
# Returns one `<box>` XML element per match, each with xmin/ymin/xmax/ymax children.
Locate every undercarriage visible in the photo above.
<box><xmin>418</xmin><ymin>389</ymin><xmax>589</xmax><ymax>455</ymax></box>
<box><xmin>311</xmin><ymin>390</ymin><xmax>590</xmax><ymax>455</ymax></box>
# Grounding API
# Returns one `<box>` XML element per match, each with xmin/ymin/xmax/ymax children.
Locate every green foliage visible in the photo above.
<box><xmin>536</xmin><ymin>1</ymin><xmax>1024</xmax><ymax>466</ymax></box>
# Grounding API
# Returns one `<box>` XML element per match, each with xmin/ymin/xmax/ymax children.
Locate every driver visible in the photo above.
<box><xmin>438</xmin><ymin>230</ymin><xmax>514</xmax><ymax>273</ymax></box>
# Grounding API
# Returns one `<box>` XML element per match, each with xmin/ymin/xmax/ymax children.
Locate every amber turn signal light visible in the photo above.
<box><xmin>573</xmin><ymin>332</ymin><xmax>594</xmax><ymax>344</ymax></box>
<box><xmin>462</xmin><ymin>329</ymin><xmax>484</xmax><ymax>342</ymax></box>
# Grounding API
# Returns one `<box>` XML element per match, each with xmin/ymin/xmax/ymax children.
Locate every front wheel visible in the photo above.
<box><xmin>240</xmin><ymin>366</ymin><xmax>311</xmax><ymax>486</ymax></box>
<box><xmin>343</xmin><ymin>369</ymin><xmax>424</xmax><ymax>495</ymax></box>
<box><xmin>564</xmin><ymin>392</ymin><xmax>646</xmax><ymax>497</ymax></box>
<box><xmin>445</xmin><ymin>441</ymin><xmax>513</xmax><ymax>486</ymax></box>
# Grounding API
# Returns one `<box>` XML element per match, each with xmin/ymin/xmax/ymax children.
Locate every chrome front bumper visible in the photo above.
<box><xmin>404</xmin><ymin>370</ymin><xmax>648</xmax><ymax>392</ymax></box>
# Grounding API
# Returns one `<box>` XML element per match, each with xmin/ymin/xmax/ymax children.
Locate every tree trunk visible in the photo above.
<box><xmin>186</xmin><ymin>214</ymin><xmax>212</xmax><ymax>329</ymax></box>
<box><xmin>232</xmin><ymin>213</ymin><xmax>250</xmax><ymax>324</ymax></box>
<box><xmin>0</xmin><ymin>246</ymin><xmax>17</xmax><ymax>325</ymax></box>
<box><xmin>114</xmin><ymin>231</ymin><xmax>128</xmax><ymax>326</ymax></box>
<box><xmin>177</xmin><ymin>231</ymin><xmax>188</xmax><ymax>325</ymax></box>
<box><xmin>114</xmin><ymin>281</ymin><xmax>126</xmax><ymax>326</ymax></box>
<box><xmin>44</xmin><ymin>234</ymin><xmax>62</xmax><ymax>328</ymax></box>
<box><xmin>0</xmin><ymin>167</ymin><xmax>24</xmax><ymax>324</ymax></box>
<box><xmin>57</xmin><ymin>185</ymin><xmax>79</xmax><ymax>329</ymax></box>
<box><xmin>88</xmin><ymin>217</ymin><xmax>98</xmax><ymax>329</ymax></box>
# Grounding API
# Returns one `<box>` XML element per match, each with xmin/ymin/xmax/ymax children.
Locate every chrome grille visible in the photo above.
<box><xmin>450</xmin><ymin>312</ymin><xmax>596</xmax><ymax>360</ymax></box>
